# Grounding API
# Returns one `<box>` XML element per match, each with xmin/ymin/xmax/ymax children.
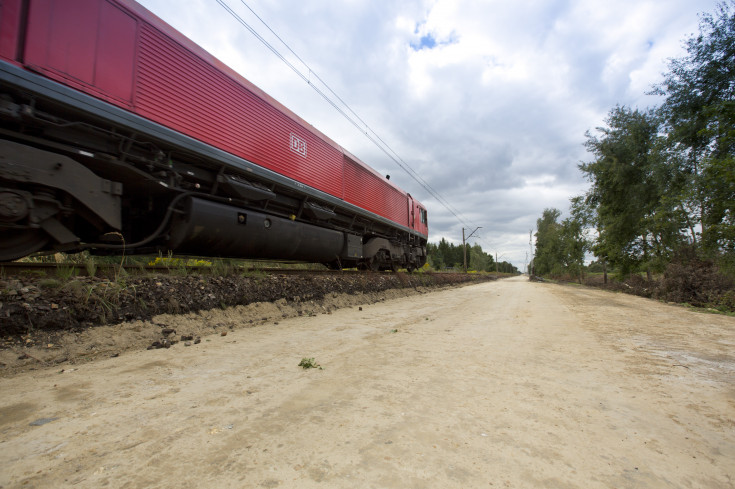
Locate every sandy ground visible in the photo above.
<box><xmin>0</xmin><ymin>276</ymin><xmax>733</xmax><ymax>488</ymax></box>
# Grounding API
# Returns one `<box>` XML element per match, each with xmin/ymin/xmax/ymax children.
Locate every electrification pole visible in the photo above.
<box><xmin>528</xmin><ymin>229</ymin><xmax>534</xmax><ymax>276</ymax></box>
<box><xmin>462</xmin><ymin>227</ymin><xmax>482</xmax><ymax>273</ymax></box>
<box><xmin>462</xmin><ymin>228</ymin><xmax>466</xmax><ymax>272</ymax></box>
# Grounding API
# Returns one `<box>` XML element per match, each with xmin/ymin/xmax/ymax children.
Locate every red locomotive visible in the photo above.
<box><xmin>0</xmin><ymin>0</ymin><xmax>428</xmax><ymax>270</ymax></box>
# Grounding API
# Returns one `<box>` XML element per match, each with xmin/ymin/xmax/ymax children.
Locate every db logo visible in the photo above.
<box><xmin>290</xmin><ymin>133</ymin><xmax>307</xmax><ymax>158</ymax></box>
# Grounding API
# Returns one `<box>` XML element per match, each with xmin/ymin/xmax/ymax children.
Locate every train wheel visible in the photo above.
<box><xmin>0</xmin><ymin>229</ymin><xmax>48</xmax><ymax>262</ymax></box>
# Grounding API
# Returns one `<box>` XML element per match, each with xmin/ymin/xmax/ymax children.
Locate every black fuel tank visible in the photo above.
<box><xmin>168</xmin><ymin>197</ymin><xmax>345</xmax><ymax>261</ymax></box>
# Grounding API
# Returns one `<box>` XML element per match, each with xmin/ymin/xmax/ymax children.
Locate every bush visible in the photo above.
<box><xmin>655</xmin><ymin>257</ymin><xmax>734</xmax><ymax>309</ymax></box>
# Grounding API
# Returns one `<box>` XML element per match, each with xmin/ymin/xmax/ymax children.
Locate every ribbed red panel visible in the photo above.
<box><xmin>23</xmin><ymin>0</ymin><xmax>136</xmax><ymax>104</ymax></box>
<box><xmin>0</xmin><ymin>0</ymin><xmax>25</xmax><ymax>62</ymax></box>
<box><xmin>343</xmin><ymin>157</ymin><xmax>408</xmax><ymax>227</ymax></box>
<box><xmin>134</xmin><ymin>24</ymin><xmax>343</xmax><ymax>198</ymax></box>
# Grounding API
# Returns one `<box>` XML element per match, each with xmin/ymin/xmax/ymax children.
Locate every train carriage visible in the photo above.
<box><xmin>0</xmin><ymin>0</ymin><xmax>428</xmax><ymax>270</ymax></box>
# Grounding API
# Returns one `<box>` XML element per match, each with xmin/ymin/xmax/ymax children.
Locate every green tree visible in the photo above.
<box><xmin>437</xmin><ymin>238</ymin><xmax>453</xmax><ymax>269</ymax></box>
<box><xmin>426</xmin><ymin>242</ymin><xmax>443</xmax><ymax>269</ymax></box>
<box><xmin>427</xmin><ymin>239</ymin><xmax>500</xmax><ymax>272</ymax></box>
<box><xmin>653</xmin><ymin>1</ymin><xmax>735</xmax><ymax>253</ymax></box>
<box><xmin>580</xmin><ymin>106</ymin><xmax>687</xmax><ymax>276</ymax></box>
<box><xmin>534</xmin><ymin>208</ymin><xmax>563</xmax><ymax>276</ymax></box>
<box><xmin>468</xmin><ymin>244</ymin><xmax>485</xmax><ymax>271</ymax></box>
<box><xmin>533</xmin><ymin>206</ymin><xmax>589</xmax><ymax>279</ymax></box>
<box><xmin>559</xmin><ymin>215</ymin><xmax>586</xmax><ymax>281</ymax></box>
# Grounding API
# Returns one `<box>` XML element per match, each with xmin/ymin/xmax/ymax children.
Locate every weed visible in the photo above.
<box><xmin>39</xmin><ymin>278</ymin><xmax>62</xmax><ymax>289</ymax></box>
<box><xmin>56</xmin><ymin>265</ymin><xmax>77</xmax><ymax>280</ymax></box>
<box><xmin>298</xmin><ymin>357</ymin><xmax>322</xmax><ymax>370</ymax></box>
<box><xmin>85</xmin><ymin>256</ymin><xmax>97</xmax><ymax>277</ymax></box>
<box><xmin>211</xmin><ymin>258</ymin><xmax>232</xmax><ymax>276</ymax></box>
<box><xmin>241</xmin><ymin>269</ymin><xmax>267</xmax><ymax>280</ymax></box>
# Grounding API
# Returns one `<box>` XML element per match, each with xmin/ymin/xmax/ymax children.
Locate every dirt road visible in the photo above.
<box><xmin>1</xmin><ymin>276</ymin><xmax>733</xmax><ymax>488</ymax></box>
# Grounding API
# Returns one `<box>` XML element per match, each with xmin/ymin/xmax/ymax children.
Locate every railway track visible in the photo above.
<box><xmin>0</xmin><ymin>261</ymin><xmax>370</xmax><ymax>277</ymax></box>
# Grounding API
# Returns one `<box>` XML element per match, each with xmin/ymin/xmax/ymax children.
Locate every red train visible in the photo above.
<box><xmin>0</xmin><ymin>0</ymin><xmax>428</xmax><ymax>270</ymax></box>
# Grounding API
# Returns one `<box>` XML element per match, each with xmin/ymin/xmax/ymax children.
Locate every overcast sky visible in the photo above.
<box><xmin>137</xmin><ymin>0</ymin><xmax>717</xmax><ymax>270</ymax></box>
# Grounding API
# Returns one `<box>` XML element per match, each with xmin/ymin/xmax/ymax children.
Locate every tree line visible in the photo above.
<box><xmin>534</xmin><ymin>2</ymin><xmax>735</xmax><ymax>281</ymax></box>
<box><xmin>427</xmin><ymin>238</ymin><xmax>519</xmax><ymax>273</ymax></box>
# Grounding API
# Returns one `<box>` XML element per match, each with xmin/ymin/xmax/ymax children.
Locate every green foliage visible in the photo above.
<box><xmin>534</xmin><ymin>208</ymin><xmax>563</xmax><ymax>276</ymax></box>
<box><xmin>469</xmin><ymin>244</ymin><xmax>491</xmax><ymax>272</ymax></box>
<box><xmin>56</xmin><ymin>264</ymin><xmax>77</xmax><ymax>280</ymax></box>
<box><xmin>533</xmin><ymin>207</ymin><xmax>589</xmax><ymax>279</ymax></box>
<box><xmin>427</xmin><ymin>238</ymin><xmax>466</xmax><ymax>269</ymax></box>
<box><xmin>548</xmin><ymin>0</ymin><xmax>735</xmax><ymax>280</ymax></box>
<box><xmin>298</xmin><ymin>357</ymin><xmax>322</xmax><ymax>370</ymax></box>
<box><xmin>544</xmin><ymin>2</ymin><xmax>735</xmax><ymax>282</ymax></box>
<box><xmin>85</xmin><ymin>256</ymin><xmax>97</xmax><ymax>277</ymax></box>
<box><xmin>426</xmin><ymin>239</ymin><xmax>517</xmax><ymax>273</ymax></box>
<box><xmin>580</xmin><ymin>106</ymin><xmax>689</xmax><ymax>275</ymax></box>
<box><xmin>653</xmin><ymin>1</ymin><xmax>735</xmax><ymax>255</ymax></box>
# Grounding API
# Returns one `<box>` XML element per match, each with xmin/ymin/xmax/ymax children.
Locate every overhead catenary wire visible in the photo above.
<box><xmin>214</xmin><ymin>0</ymin><xmax>477</xmax><ymax>230</ymax></box>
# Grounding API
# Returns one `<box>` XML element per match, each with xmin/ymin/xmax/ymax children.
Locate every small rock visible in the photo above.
<box><xmin>51</xmin><ymin>303</ymin><xmax>59</xmax><ymax>310</ymax></box>
<box><xmin>161</xmin><ymin>328</ymin><xmax>176</xmax><ymax>336</ymax></box>
<box><xmin>194</xmin><ymin>337</ymin><xmax>201</xmax><ymax>344</ymax></box>
<box><xmin>181</xmin><ymin>335</ymin><xmax>194</xmax><ymax>341</ymax></box>
<box><xmin>220</xmin><ymin>331</ymin><xmax>227</xmax><ymax>337</ymax></box>
<box><xmin>184</xmin><ymin>341</ymin><xmax>192</xmax><ymax>347</ymax></box>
